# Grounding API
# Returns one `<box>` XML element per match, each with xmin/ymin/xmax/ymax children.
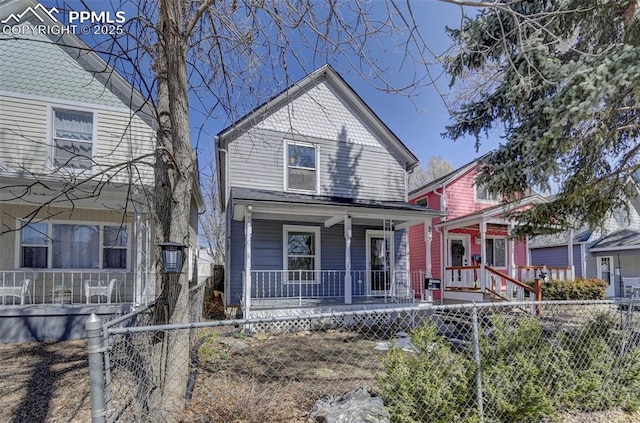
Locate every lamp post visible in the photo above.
<box><xmin>159</xmin><ymin>242</ymin><xmax>187</xmax><ymax>274</ymax></box>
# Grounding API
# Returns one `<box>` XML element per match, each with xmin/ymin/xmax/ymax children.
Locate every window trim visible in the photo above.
<box><xmin>415</xmin><ymin>197</ymin><xmax>428</xmax><ymax>207</ymax></box>
<box><xmin>48</xmin><ymin>105</ymin><xmax>98</xmax><ymax>172</ymax></box>
<box><xmin>15</xmin><ymin>219</ymin><xmax>130</xmax><ymax>271</ymax></box>
<box><xmin>474</xmin><ymin>179</ymin><xmax>500</xmax><ymax>203</ymax></box>
<box><xmin>485</xmin><ymin>237</ymin><xmax>507</xmax><ymax>268</ymax></box>
<box><xmin>283</xmin><ymin>140</ymin><xmax>320</xmax><ymax>194</ymax></box>
<box><xmin>282</xmin><ymin>225</ymin><xmax>321</xmax><ymax>284</ymax></box>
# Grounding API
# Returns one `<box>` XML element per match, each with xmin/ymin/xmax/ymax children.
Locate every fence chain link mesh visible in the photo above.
<box><xmin>100</xmin><ymin>299</ymin><xmax>640</xmax><ymax>422</ymax></box>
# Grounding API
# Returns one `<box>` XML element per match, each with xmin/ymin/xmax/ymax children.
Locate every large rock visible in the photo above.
<box><xmin>310</xmin><ymin>387</ymin><xmax>390</xmax><ymax>423</ymax></box>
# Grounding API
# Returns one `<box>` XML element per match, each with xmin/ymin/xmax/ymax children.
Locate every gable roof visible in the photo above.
<box><xmin>590</xmin><ymin>229</ymin><xmax>640</xmax><ymax>252</ymax></box>
<box><xmin>435</xmin><ymin>194</ymin><xmax>548</xmax><ymax>230</ymax></box>
<box><xmin>0</xmin><ymin>0</ymin><xmax>154</xmax><ymax>127</ymax></box>
<box><xmin>409</xmin><ymin>153</ymin><xmax>490</xmax><ymax>199</ymax></box>
<box><xmin>216</xmin><ymin>64</ymin><xmax>418</xmax><ymax>168</ymax></box>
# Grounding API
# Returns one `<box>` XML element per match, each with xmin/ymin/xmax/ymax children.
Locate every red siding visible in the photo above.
<box><xmin>408</xmin><ymin>164</ymin><xmax>530</xmax><ymax>288</ymax></box>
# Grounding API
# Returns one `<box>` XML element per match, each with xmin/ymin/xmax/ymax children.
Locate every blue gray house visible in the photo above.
<box><xmin>529</xmin><ymin>179</ymin><xmax>640</xmax><ymax>297</ymax></box>
<box><xmin>215</xmin><ymin>65</ymin><xmax>443</xmax><ymax>318</ymax></box>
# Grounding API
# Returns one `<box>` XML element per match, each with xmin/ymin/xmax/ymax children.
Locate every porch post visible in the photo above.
<box><xmin>244</xmin><ymin>205</ymin><xmax>253</xmax><ymax>317</ymax></box>
<box><xmin>344</xmin><ymin>215</ymin><xmax>352</xmax><ymax>304</ymax></box>
<box><xmin>425</xmin><ymin>219</ymin><xmax>433</xmax><ymax>278</ymax></box>
<box><xmin>568</xmin><ymin>228</ymin><xmax>575</xmax><ymax>280</ymax></box>
<box><xmin>480</xmin><ymin>220</ymin><xmax>487</xmax><ymax>290</ymax></box>
<box><xmin>508</xmin><ymin>222</ymin><xmax>516</xmax><ymax>280</ymax></box>
<box><xmin>134</xmin><ymin>211</ymin><xmax>142</xmax><ymax>306</ymax></box>
<box><xmin>443</xmin><ymin>227</ymin><xmax>449</xmax><ymax>294</ymax></box>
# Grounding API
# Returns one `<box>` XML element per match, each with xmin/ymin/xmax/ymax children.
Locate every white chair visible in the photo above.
<box><xmin>622</xmin><ymin>277</ymin><xmax>640</xmax><ymax>297</ymax></box>
<box><xmin>84</xmin><ymin>278</ymin><xmax>116</xmax><ymax>304</ymax></box>
<box><xmin>0</xmin><ymin>279</ymin><xmax>30</xmax><ymax>305</ymax></box>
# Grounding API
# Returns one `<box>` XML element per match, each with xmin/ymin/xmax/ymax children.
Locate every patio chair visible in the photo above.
<box><xmin>0</xmin><ymin>279</ymin><xmax>30</xmax><ymax>305</ymax></box>
<box><xmin>622</xmin><ymin>277</ymin><xmax>640</xmax><ymax>297</ymax></box>
<box><xmin>84</xmin><ymin>278</ymin><xmax>116</xmax><ymax>304</ymax></box>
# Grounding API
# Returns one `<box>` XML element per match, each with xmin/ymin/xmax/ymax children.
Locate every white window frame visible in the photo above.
<box><xmin>48</xmin><ymin>106</ymin><xmax>98</xmax><ymax>172</ymax></box>
<box><xmin>485</xmin><ymin>237</ymin><xmax>507</xmax><ymax>268</ymax></box>
<box><xmin>282</xmin><ymin>225</ymin><xmax>321</xmax><ymax>284</ymax></box>
<box><xmin>475</xmin><ymin>179</ymin><xmax>500</xmax><ymax>203</ymax></box>
<box><xmin>284</xmin><ymin>140</ymin><xmax>320</xmax><ymax>194</ymax></box>
<box><xmin>16</xmin><ymin>220</ymin><xmax>130</xmax><ymax>271</ymax></box>
<box><xmin>415</xmin><ymin>197</ymin><xmax>428</xmax><ymax>207</ymax></box>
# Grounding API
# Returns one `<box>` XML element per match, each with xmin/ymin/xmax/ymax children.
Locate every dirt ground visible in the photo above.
<box><xmin>0</xmin><ymin>339</ymin><xmax>91</xmax><ymax>423</ymax></box>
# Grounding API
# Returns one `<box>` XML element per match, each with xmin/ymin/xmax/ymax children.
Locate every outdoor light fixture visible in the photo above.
<box><xmin>159</xmin><ymin>242</ymin><xmax>187</xmax><ymax>274</ymax></box>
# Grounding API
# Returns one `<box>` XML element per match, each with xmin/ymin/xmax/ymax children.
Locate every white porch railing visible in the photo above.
<box><xmin>444</xmin><ymin>266</ymin><xmax>480</xmax><ymax>290</ymax></box>
<box><xmin>517</xmin><ymin>265</ymin><xmax>574</xmax><ymax>282</ymax></box>
<box><xmin>0</xmin><ymin>270</ymin><xmax>145</xmax><ymax>306</ymax></box>
<box><xmin>246</xmin><ymin>269</ymin><xmax>414</xmax><ymax>305</ymax></box>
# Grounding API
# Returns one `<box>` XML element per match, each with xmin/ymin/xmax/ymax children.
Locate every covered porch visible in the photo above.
<box><xmin>435</xmin><ymin>198</ymin><xmax>572</xmax><ymax>303</ymax></box>
<box><xmin>230</xmin><ymin>188</ymin><xmax>443</xmax><ymax>317</ymax></box>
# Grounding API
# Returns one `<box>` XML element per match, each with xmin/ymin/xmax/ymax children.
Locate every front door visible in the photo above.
<box><xmin>366</xmin><ymin>230</ymin><xmax>394</xmax><ymax>296</ymax></box>
<box><xmin>597</xmin><ymin>256</ymin><xmax>616</xmax><ymax>297</ymax></box>
<box><xmin>448</xmin><ymin>235</ymin><xmax>469</xmax><ymax>283</ymax></box>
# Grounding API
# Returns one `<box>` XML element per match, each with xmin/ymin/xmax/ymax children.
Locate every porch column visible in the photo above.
<box><xmin>134</xmin><ymin>211</ymin><xmax>142</xmax><ymax>306</ymax></box>
<box><xmin>443</xmin><ymin>227</ymin><xmax>448</xmax><ymax>296</ymax></box>
<box><xmin>480</xmin><ymin>220</ymin><xmax>487</xmax><ymax>290</ymax></box>
<box><xmin>425</xmin><ymin>219</ymin><xmax>433</xmax><ymax>278</ymax></box>
<box><xmin>508</xmin><ymin>222</ymin><xmax>516</xmax><ymax>280</ymax></box>
<box><xmin>344</xmin><ymin>215</ymin><xmax>352</xmax><ymax>304</ymax></box>
<box><xmin>568</xmin><ymin>228</ymin><xmax>575</xmax><ymax>280</ymax></box>
<box><xmin>244</xmin><ymin>205</ymin><xmax>253</xmax><ymax>318</ymax></box>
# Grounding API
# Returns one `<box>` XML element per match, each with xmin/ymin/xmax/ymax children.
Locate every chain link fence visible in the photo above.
<box><xmin>90</xmin><ymin>299</ymin><xmax>640</xmax><ymax>422</ymax></box>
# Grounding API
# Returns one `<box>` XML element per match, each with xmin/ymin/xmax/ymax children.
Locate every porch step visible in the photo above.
<box><xmin>442</xmin><ymin>288</ymin><xmax>510</xmax><ymax>304</ymax></box>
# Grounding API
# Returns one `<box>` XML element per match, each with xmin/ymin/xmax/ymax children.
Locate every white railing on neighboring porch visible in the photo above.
<box><xmin>517</xmin><ymin>265</ymin><xmax>574</xmax><ymax>282</ymax></box>
<box><xmin>0</xmin><ymin>270</ymin><xmax>145</xmax><ymax>306</ymax></box>
<box><xmin>246</xmin><ymin>269</ymin><xmax>414</xmax><ymax>305</ymax></box>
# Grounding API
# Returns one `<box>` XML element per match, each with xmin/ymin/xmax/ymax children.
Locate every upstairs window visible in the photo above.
<box><xmin>415</xmin><ymin>197</ymin><xmax>428</xmax><ymax>207</ymax></box>
<box><xmin>53</xmin><ymin>109</ymin><xmax>94</xmax><ymax>170</ymax></box>
<box><xmin>286</xmin><ymin>142</ymin><xmax>317</xmax><ymax>192</ymax></box>
<box><xmin>475</xmin><ymin>181</ymin><xmax>500</xmax><ymax>202</ymax></box>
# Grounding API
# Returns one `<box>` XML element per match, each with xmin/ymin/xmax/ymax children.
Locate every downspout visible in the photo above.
<box><xmin>215</xmin><ymin>136</ymin><xmax>231</xmax><ymax>307</ymax></box>
<box><xmin>434</xmin><ymin>184</ymin><xmax>446</xmax><ymax>304</ymax></box>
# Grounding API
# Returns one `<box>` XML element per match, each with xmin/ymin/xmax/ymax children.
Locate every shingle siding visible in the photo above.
<box><xmin>0</xmin><ymin>34</ymin><xmax>126</xmax><ymax>108</ymax></box>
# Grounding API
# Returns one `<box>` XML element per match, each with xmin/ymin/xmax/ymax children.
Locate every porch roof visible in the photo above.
<box><xmin>436</xmin><ymin>195</ymin><xmax>547</xmax><ymax>231</ymax></box>
<box><xmin>231</xmin><ymin>187</ymin><xmax>444</xmax><ymax>227</ymax></box>
<box><xmin>590</xmin><ymin>229</ymin><xmax>640</xmax><ymax>252</ymax></box>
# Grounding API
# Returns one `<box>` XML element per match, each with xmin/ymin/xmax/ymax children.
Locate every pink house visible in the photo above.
<box><xmin>408</xmin><ymin>157</ymin><xmax>551</xmax><ymax>303</ymax></box>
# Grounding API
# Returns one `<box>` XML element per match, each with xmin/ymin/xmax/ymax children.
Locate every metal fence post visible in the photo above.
<box><xmin>86</xmin><ymin>313</ymin><xmax>106</xmax><ymax>423</ymax></box>
<box><xmin>471</xmin><ymin>305</ymin><xmax>485</xmax><ymax>422</ymax></box>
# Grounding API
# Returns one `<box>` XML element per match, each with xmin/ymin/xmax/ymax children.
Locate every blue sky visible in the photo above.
<box><xmin>62</xmin><ymin>0</ymin><xmax>498</xmax><ymax>171</ymax></box>
<box><xmin>187</xmin><ymin>0</ymin><xmax>499</xmax><ymax>171</ymax></box>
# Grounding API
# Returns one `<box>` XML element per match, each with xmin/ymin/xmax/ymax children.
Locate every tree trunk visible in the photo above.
<box><xmin>152</xmin><ymin>1</ymin><xmax>194</xmax><ymax>420</ymax></box>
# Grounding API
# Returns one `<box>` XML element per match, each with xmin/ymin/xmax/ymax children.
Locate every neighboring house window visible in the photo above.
<box><xmin>485</xmin><ymin>238</ymin><xmax>506</xmax><ymax>267</ymax></box>
<box><xmin>103</xmin><ymin>226</ymin><xmax>128</xmax><ymax>269</ymax></box>
<box><xmin>416</xmin><ymin>197</ymin><xmax>428</xmax><ymax>207</ymax></box>
<box><xmin>19</xmin><ymin>221</ymin><xmax>128</xmax><ymax>269</ymax></box>
<box><xmin>286</xmin><ymin>142</ymin><xmax>317</xmax><ymax>192</ymax></box>
<box><xmin>475</xmin><ymin>181</ymin><xmax>500</xmax><ymax>202</ymax></box>
<box><xmin>283</xmin><ymin>225</ymin><xmax>320</xmax><ymax>283</ymax></box>
<box><xmin>53</xmin><ymin>109</ymin><xmax>94</xmax><ymax>170</ymax></box>
<box><xmin>20</xmin><ymin>223</ymin><xmax>48</xmax><ymax>268</ymax></box>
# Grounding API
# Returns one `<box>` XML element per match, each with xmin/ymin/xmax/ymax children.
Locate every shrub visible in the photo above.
<box><xmin>377</xmin><ymin>325</ymin><xmax>477</xmax><ymax>423</ymax></box>
<box><xmin>527</xmin><ymin>278</ymin><xmax>608</xmax><ymax>300</ymax></box>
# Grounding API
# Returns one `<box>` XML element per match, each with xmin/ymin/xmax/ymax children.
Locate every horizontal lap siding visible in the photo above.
<box><xmin>95</xmin><ymin>112</ymin><xmax>155</xmax><ymax>186</ymax></box>
<box><xmin>228</xmin><ymin>127</ymin><xmax>406</xmax><ymax>202</ymax></box>
<box><xmin>0</xmin><ymin>96</ymin><xmax>48</xmax><ymax>172</ymax></box>
<box><xmin>0</xmin><ymin>99</ymin><xmax>154</xmax><ymax>186</ymax></box>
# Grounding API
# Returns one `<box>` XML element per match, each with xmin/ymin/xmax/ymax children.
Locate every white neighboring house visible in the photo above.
<box><xmin>0</xmin><ymin>0</ymin><xmax>203</xmax><ymax>342</ymax></box>
<box><xmin>529</xmin><ymin>179</ymin><xmax>640</xmax><ymax>297</ymax></box>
